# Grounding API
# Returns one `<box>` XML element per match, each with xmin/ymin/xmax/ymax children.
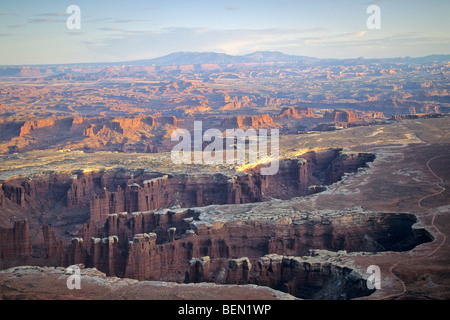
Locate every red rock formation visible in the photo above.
<box><xmin>253</xmin><ymin>158</ymin><xmax>311</xmax><ymax>199</ymax></box>
<box><xmin>254</xmin><ymin>254</ymin><xmax>372</xmax><ymax>299</ymax></box>
<box><xmin>225</xmin><ymin>257</ymin><xmax>252</xmax><ymax>284</ymax></box>
<box><xmin>325</xmin><ymin>110</ymin><xmax>359</xmax><ymax>123</ymax></box>
<box><xmin>2</xmin><ymin>183</ymin><xmax>25</xmax><ymax>207</ymax></box>
<box><xmin>277</xmin><ymin>107</ymin><xmax>314</xmax><ymax>119</ymax></box>
<box><xmin>0</xmin><ymin>220</ymin><xmax>32</xmax><ymax>261</ymax></box>
<box><xmin>0</xmin><ymin>184</ymin><xmax>4</xmax><ymax>207</ymax></box>
<box><xmin>328</xmin><ymin>153</ymin><xmax>376</xmax><ymax>184</ymax></box>
<box><xmin>19</xmin><ymin>118</ymin><xmax>57</xmax><ymax>136</ymax></box>
<box><xmin>0</xmin><ymin>149</ymin><xmax>379</xmax><ymax>278</ymax></box>
<box><xmin>1</xmin><ymin>115</ymin><xmax>179</xmax><ymax>154</ymax></box>
<box><xmin>89</xmin><ymin>236</ymin><xmax>120</xmax><ymax>276</ymax></box>
<box><xmin>86</xmin><ymin>174</ymin><xmax>237</xmax><ymax>223</ymax></box>
<box><xmin>187</xmin><ymin>256</ymin><xmax>211</xmax><ymax>283</ymax></box>
<box><xmin>1</xmin><ymin>173</ymin><xmax>72</xmax><ymax>211</ymax></box>
<box><xmin>65</xmin><ymin>209</ymin><xmax>429</xmax><ymax>285</ymax></box>
<box><xmin>66</xmin><ymin>238</ymin><xmax>88</xmax><ymax>267</ymax></box>
<box><xmin>66</xmin><ymin>173</ymin><xmax>99</xmax><ymax>207</ymax></box>
<box><xmin>42</xmin><ymin>225</ymin><xmax>64</xmax><ymax>263</ymax></box>
<box><xmin>221</xmin><ymin>114</ymin><xmax>274</xmax><ymax>129</ymax></box>
<box><xmin>123</xmin><ymin>233</ymin><xmax>160</xmax><ymax>280</ymax></box>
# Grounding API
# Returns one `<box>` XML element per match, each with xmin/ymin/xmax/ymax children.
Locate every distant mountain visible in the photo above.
<box><xmin>241</xmin><ymin>51</ymin><xmax>318</xmax><ymax>63</ymax></box>
<box><xmin>109</xmin><ymin>51</ymin><xmax>450</xmax><ymax>67</ymax></box>
<box><xmin>126</xmin><ymin>51</ymin><xmax>318</xmax><ymax>66</ymax></box>
<box><xmin>1</xmin><ymin>51</ymin><xmax>449</xmax><ymax>68</ymax></box>
<box><xmin>131</xmin><ymin>52</ymin><xmax>242</xmax><ymax>66</ymax></box>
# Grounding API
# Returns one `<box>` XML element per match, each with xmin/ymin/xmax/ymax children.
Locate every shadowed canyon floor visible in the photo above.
<box><xmin>1</xmin><ymin>117</ymin><xmax>449</xmax><ymax>300</ymax></box>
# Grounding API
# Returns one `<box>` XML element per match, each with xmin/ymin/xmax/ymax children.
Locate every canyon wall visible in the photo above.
<box><xmin>0</xmin><ymin>149</ymin><xmax>385</xmax><ymax>298</ymax></box>
<box><xmin>0</xmin><ymin>220</ymin><xmax>32</xmax><ymax>266</ymax></box>
<box><xmin>0</xmin><ymin>149</ymin><xmax>375</xmax><ymax>245</ymax></box>
<box><xmin>42</xmin><ymin>225</ymin><xmax>64</xmax><ymax>263</ymax></box>
<box><xmin>61</xmin><ymin>209</ymin><xmax>430</xmax><ymax>300</ymax></box>
<box><xmin>0</xmin><ymin>184</ymin><xmax>4</xmax><ymax>207</ymax></box>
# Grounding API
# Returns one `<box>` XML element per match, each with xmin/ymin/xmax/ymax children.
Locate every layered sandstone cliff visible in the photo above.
<box><xmin>277</xmin><ymin>107</ymin><xmax>314</xmax><ymax>119</ymax></box>
<box><xmin>0</xmin><ymin>145</ymin><xmax>435</xmax><ymax>300</ymax></box>
<box><xmin>0</xmin><ymin>220</ymin><xmax>32</xmax><ymax>266</ymax></box>
<box><xmin>57</xmin><ymin>207</ymin><xmax>430</xmax><ymax>301</ymax></box>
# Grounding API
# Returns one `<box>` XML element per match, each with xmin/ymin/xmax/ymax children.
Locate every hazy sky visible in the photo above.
<box><xmin>0</xmin><ymin>0</ymin><xmax>449</xmax><ymax>65</ymax></box>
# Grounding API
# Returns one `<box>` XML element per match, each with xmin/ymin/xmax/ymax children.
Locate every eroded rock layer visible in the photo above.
<box><xmin>2</xmin><ymin>148</ymin><xmax>428</xmax><ymax>299</ymax></box>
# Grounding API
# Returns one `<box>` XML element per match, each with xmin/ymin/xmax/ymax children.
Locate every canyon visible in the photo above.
<box><xmin>0</xmin><ymin>52</ymin><xmax>449</xmax><ymax>300</ymax></box>
<box><xmin>0</xmin><ymin>148</ymin><xmax>394</xmax><ymax>299</ymax></box>
<box><xmin>0</xmin><ymin>141</ymin><xmax>440</xmax><ymax>300</ymax></box>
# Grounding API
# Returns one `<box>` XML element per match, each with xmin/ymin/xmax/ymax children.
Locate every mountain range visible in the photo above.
<box><xmin>1</xmin><ymin>51</ymin><xmax>450</xmax><ymax>68</ymax></box>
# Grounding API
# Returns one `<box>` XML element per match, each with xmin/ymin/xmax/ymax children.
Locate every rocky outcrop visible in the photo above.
<box><xmin>0</xmin><ymin>184</ymin><xmax>5</xmax><ymax>207</ymax></box>
<box><xmin>0</xmin><ymin>148</ymin><xmax>398</xmax><ymax>299</ymax></box>
<box><xmin>328</xmin><ymin>152</ymin><xmax>376</xmax><ymax>184</ymax></box>
<box><xmin>226</xmin><ymin>257</ymin><xmax>252</xmax><ymax>284</ymax></box>
<box><xmin>0</xmin><ymin>148</ymin><xmax>376</xmax><ymax>240</ymax></box>
<box><xmin>220</xmin><ymin>107</ymin><xmax>314</xmax><ymax>130</ymax></box>
<box><xmin>19</xmin><ymin>118</ymin><xmax>57</xmax><ymax>137</ymax></box>
<box><xmin>1</xmin><ymin>183</ymin><xmax>26</xmax><ymax>207</ymax></box>
<box><xmin>0</xmin><ymin>180</ymin><xmax>433</xmax><ymax>300</ymax></box>
<box><xmin>186</xmin><ymin>256</ymin><xmax>211</xmax><ymax>283</ymax></box>
<box><xmin>0</xmin><ymin>265</ymin><xmax>297</xmax><ymax>300</ymax></box>
<box><xmin>254</xmin><ymin>253</ymin><xmax>373</xmax><ymax>299</ymax></box>
<box><xmin>86</xmin><ymin>174</ymin><xmax>235</xmax><ymax>223</ymax></box>
<box><xmin>1</xmin><ymin>173</ymin><xmax>72</xmax><ymax>211</ymax></box>
<box><xmin>83</xmin><ymin>150</ymin><xmax>375</xmax><ymax>222</ymax></box>
<box><xmin>42</xmin><ymin>225</ymin><xmax>64</xmax><ymax>263</ymax></box>
<box><xmin>61</xmin><ymin>211</ymin><xmax>429</xmax><ymax>299</ymax></box>
<box><xmin>64</xmin><ymin>208</ymin><xmax>432</xmax><ymax>285</ymax></box>
<box><xmin>221</xmin><ymin>114</ymin><xmax>274</xmax><ymax>129</ymax></box>
<box><xmin>277</xmin><ymin>107</ymin><xmax>314</xmax><ymax>119</ymax></box>
<box><xmin>90</xmin><ymin>236</ymin><xmax>121</xmax><ymax>276</ymax></box>
<box><xmin>325</xmin><ymin>110</ymin><xmax>359</xmax><ymax>123</ymax></box>
<box><xmin>1</xmin><ymin>115</ymin><xmax>180</xmax><ymax>154</ymax></box>
<box><xmin>123</xmin><ymin>233</ymin><xmax>160</xmax><ymax>280</ymax></box>
<box><xmin>66</xmin><ymin>238</ymin><xmax>88</xmax><ymax>267</ymax></box>
<box><xmin>0</xmin><ymin>220</ymin><xmax>32</xmax><ymax>262</ymax></box>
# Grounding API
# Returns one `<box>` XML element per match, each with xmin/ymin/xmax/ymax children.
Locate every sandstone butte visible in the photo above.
<box><xmin>0</xmin><ymin>107</ymin><xmax>384</xmax><ymax>154</ymax></box>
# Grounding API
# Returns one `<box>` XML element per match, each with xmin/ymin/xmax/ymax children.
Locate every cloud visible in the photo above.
<box><xmin>59</xmin><ymin>25</ymin><xmax>450</xmax><ymax>63</ymax></box>
<box><xmin>303</xmin><ymin>31</ymin><xmax>368</xmax><ymax>44</ymax></box>
<box><xmin>7</xmin><ymin>24</ymin><xmax>24</xmax><ymax>29</ymax></box>
<box><xmin>365</xmin><ymin>0</ymin><xmax>389</xmax><ymax>4</ymax></box>
<box><xmin>34</xmin><ymin>12</ymin><xmax>66</xmax><ymax>17</ymax></box>
<box><xmin>24</xmin><ymin>11</ymin><xmax>68</xmax><ymax>24</ymax></box>
<box><xmin>224</xmin><ymin>6</ymin><xmax>239</xmax><ymax>11</ymax></box>
<box><xmin>27</xmin><ymin>18</ymin><xmax>63</xmax><ymax>24</ymax></box>
<box><xmin>355</xmin><ymin>31</ymin><xmax>368</xmax><ymax>37</ymax></box>
<box><xmin>300</xmin><ymin>30</ymin><xmax>450</xmax><ymax>58</ymax></box>
<box><xmin>0</xmin><ymin>12</ymin><xmax>21</xmax><ymax>17</ymax></box>
<box><xmin>96</xmin><ymin>27</ymin><xmax>148</xmax><ymax>35</ymax></box>
<box><xmin>81</xmin><ymin>26</ymin><xmax>326</xmax><ymax>61</ymax></box>
<box><xmin>86</xmin><ymin>17</ymin><xmax>151</xmax><ymax>24</ymax></box>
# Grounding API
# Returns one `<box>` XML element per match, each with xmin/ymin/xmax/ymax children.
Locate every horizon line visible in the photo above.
<box><xmin>1</xmin><ymin>51</ymin><xmax>449</xmax><ymax>68</ymax></box>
